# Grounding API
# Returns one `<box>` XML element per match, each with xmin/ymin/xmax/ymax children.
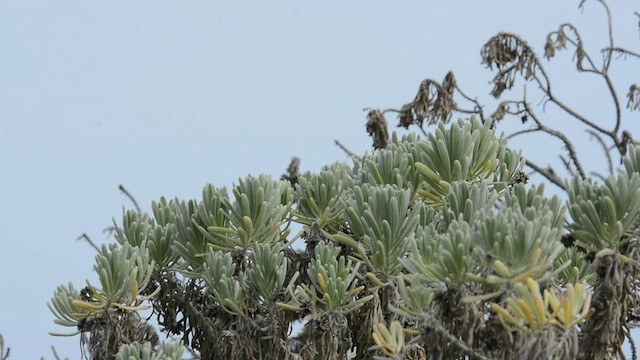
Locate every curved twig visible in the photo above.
<box><xmin>598</xmin><ymin>0</ymin><xmax>615</xmax><ymax>70</ymax></box>
<box><xmin>538</xmin><ymin>75</ymin><xmax>613</xmax><ymax>137</ymax></box>
<box><xmin>529</xmin><ymin>26</ymin><xmax>619</xmax><ymax>140</ymax></box>
<box><xmin>603</xmin><ymin>47</ymin><xmax>640</xmax><ymax>60</ymax></box>
<box><xmin>380</xmin><ymin>108</ymin><xmax>403</xmax><ymax>116</ymax></box>
<box><xmin>506</xmin><ymin>127</ymin><xmax>539</xmax><ymax>141</ymax></box>
<box><xmin>560</xmin><ymin>155</ymin><xmax>577</xmax><ymax>177</ymax></box>
<box><xmin>455</xmin><ymin>84</ymin><xmax>486</xmax><ymax>123</ymax></box>
<box><xmin>523</xmin><ymin>100</ymin><xmax>587</xmax><ymax>179</ymax></box>
<box><xmin>551</xmin><ymin>23</ymin><xmax>599</xmax><ymax>72</ymax></box>
<box><xmin>589</xmin><ymin>171</ymin><xmax>606</xmax><ymax>182</ymax></box>
<box><xmin>602</xmin><ymin>72</ymin><xmax>623</xmax><ymax>136</ymax></box>
<box><xmin>381</xmin><ymin>107</ymin><xmax>430</xmax><ymax>137</ymax></box>
<box><xmin>545</xmin><ymin>16</ymin><xmax>625</xmax><ymax>143</ymax></box>
<box><xmin>586</xmin><ymin>129</ymin><xmax>614</xmax><ymax>175</ymax></box>
<box><xmin>334</xmin><ymin>140</ymin><xmax>359</xmax><ymax>158</ymax></box>
<box><xmin>76</xmin><ymin>233</ymin><xmax>100</xmax><ymax>252</ymax></box>
<box><xmin>0</xmin><ymin>335</ymin><xmax>9</xmax><ymax>360</ymax></box>
<box><xmin>524</xmin><ymin>160</ymin><xmax>566</xmax><ymax>190</ymax></box>
<box><xmin>119</xmin><ymin>185</ymin><xmax>141</xmax><ymax>212</ymax></box>
<box><xmin>51</xmin><ymin>346</ymin><xmax>62</xmax><ymax>360</ymax></box>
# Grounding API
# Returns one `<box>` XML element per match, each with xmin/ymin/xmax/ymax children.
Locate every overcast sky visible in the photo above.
<box><xmin>1</xmin><ymin>1</ymin><xmax>639</xmax><ymax>358</ymax></box>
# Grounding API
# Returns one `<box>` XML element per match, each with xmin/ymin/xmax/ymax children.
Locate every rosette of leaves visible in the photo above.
<box><xmin>391</xmin><ymin>273</ymin><xmax>435</xmax><ymax>321</ymax></box>
<box><xmin>167</xmin><ymin>184</ymin><xmax>231</xmax><ymax>274</ymax></box>
<box><xmin>147</xmin><ymin>198</ymin><xmax>179</xmax><ymax>270</ymax></box>
<box><xmin>354</xmin><ymin>138</ymin><xmax>420</xmax><ymax>196</ymax></box>
<box><xmin>566</xmin><ymin>163</ymin><xmax>640</xmax><ymax>358</ymax></box>
<box><xmin>441</xmin><ymin>181</ymin><xmax>499</xmax><ymax>228</ymax></box>
<box><xmin>246</xmin><ymin>243</ymin><xmax>290</xmax><ymax>304</ymax></box>
<box><xmin>280</xmin><ymin>241</ymin><xmax>372</xmax><ymax>360</ymax></box>
<box><xmin>469</xmin><ymin>187</ymin><xmax>566</xmax><ymax>287</ymax></box>
<box><xmin>504</xmin><ymin>183</ymin><xmax>565</xmax><ymax>229</ymax></box>
<box><xmin>204</xmin><ymin>175</ymin><xmax>293</xmax><ymax>251</ymax></box>
<box><xmin>197</xmin><ymin>184</ymin><xmax>232</xmax><ymax>243</ymax></box>
<box><xmin>413</xmin><ymin>117</ymin><xmax>523</xmax><ymax>208</ymax></box>
<box><xmin>567</xmin><ymin>171</ymin><xmax>640</xmax><ymax>254</ymax></box>
<box><xmin>75</xmin><ymin>243</ymin><xmax>157</xmax><ymax>314</ymax></box>
<box><xmin>492</xmin><ymin>278</ymin><xmax>591</xmax><ymax>333</ymax></box>
<box><xmin>491</xmin><ymin>278</ymin><xmax>590</xmax><ymax>359</ymax></box>
<box><xmin>334</xmin><ymin>184</ymin><xmax>423</xmax><ymax>282</ymax></box>
<box><xmin>371</xmin><ymin>320</ymin><xmax>414</xmax><ymax>359</ymax></box>
<box><xmin>115</xmin><ymin>210</ymin><xmax>152</xmax><ymax>248</ymax></box>
<box><xmin>48</xmin><ymin>283</ymin><xmax>92</xmax><ymax>336</ymax></box>
<box><xmin>294</xmin><ymin>168</ymin><xmax>351</xmax><ymax>232</ymax></box>
<box><xmin>320</xmin><ymin>160</ymin><xmax>355</xmax><ymax>179</ymax></box>
<box><xmin>171</xmin><ymin>197</ymin><xmax>218</xmax><ymax>273</ymax></box>
<box><xmin>553</xmin><ymin>248</ymin><xmax>595</xmax><ymax>286</ymax></box>
<box><xmin>202</xmin><ymin>248</ymin><xmax>245</xmax><ymax>315</ymax></box>
<box><xmin>201</xmin><ymin>244</ymin><xmax>296</xmax><ymax>359</ymax></box>
<box><xmin>115</xmin><ymin>341</ymin><xmax>184</xmax><ymax>360</ymax></box>
<box><xmin>388</xmin><ymin>132</ymin><xmax>420</xmax><ymax>159</ymax></box>
<box><xmin>403</xmin><ymin>221</ymin><xmax>474</xmax><ymax>287</ymax></box>
<box><xmin>165</xmin><ymin>184</ymin><xmax>238</xmax><ymax>276</ymax></box>
<box><xmin>48</xmin><ymin>243</ymin><xmax>160</xmax><ymax>358</ymax></box>
<box><xmin>623</xmin><ymin>144</ymin><xmax>640</xmax><ymax>174</ymax></box>
<box><xmin>115</xmin><ymin>203</ymin><xmax>178</xmax><ymax>271</ymax></box>
<box><xmin>281</xmin><ymin>241</ymin><xmax>373</xmax><ymax>318</ymax></box>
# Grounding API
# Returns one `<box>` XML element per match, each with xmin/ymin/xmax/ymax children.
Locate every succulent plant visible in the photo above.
<box><xmin>46</xmin><ymin>120</ymin><xmax>640</xmax><ymax>359</ymax></box>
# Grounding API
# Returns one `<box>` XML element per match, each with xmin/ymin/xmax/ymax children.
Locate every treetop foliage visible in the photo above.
<box><xmin>16</xmin><ymin>1</ymin><xmax>639</xmax><ymax>359</ymax></box>
<box><xmin>43</xmin><ymin>113</ymin><xmax>640</xmax><ymax>359</ymax></box>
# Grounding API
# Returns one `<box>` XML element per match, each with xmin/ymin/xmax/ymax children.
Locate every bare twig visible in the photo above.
<box><xmin>524</xmin><ymin>160</ymin><xmax>566</xmax><ymax>190</ymax></box>
<box><xmin>598</xmin><ymin>0</ymin><xmax>615</xmax><ymax>70</ymax></box>
<box><xmin>380</xmin><ymin>108</ymin><xmax>403</xmax><ymax>116</ymax></box>
<box><xmin>334</xmin><ymin>140</ymin><xmax>359</xmax><ymax>158</ymax></box>
<box><xmin>559</xmin><ymin>155</ymin><xmax>577</xmax><ymax>177</ymax></box>
<box><xmin>603</xmin><ymin>47</ymin><xmax>640</xmax><ymax>60</ymax></box>
<box><xmin>500</xmin><ymin>96</ymin><xmax>586</xmax><ymax>180</ymax></box>
<box><xmin>454</xmin><ymin>84</ymin><xmax>486</xmax><ymax>123</ymax></box>
<box><xmin>0</xmin><ymin>334</ymin><xmax>9</xmax><ymax>360</ymax></box>
<box><xmin>103</xmin><ymin>226</ymin><xmax>116</xmax><ymax>238</ymax></box>
<box><xmin>602</xmin><ymin>73</ymin><xmax>623</xmax><ymax>136</ymax></box>
<box><xmin>51</xmin><ymin>345</ymin><xmax>62</xmax><ymax>360</ymax></box>
<box><xmin>497</xmin><ymin>29</ymin><xmax>618</xmax><ymax>146</ymax></box>
<box><xmin>381</xmin><ymin>107</ymin><xmax>429</xmax><ymax>137</ymax></box>
<box><xmin>119</xmin><ymin>184</ymin><xmax>141</xmax><ymax>212</ymax></box>
<box><xmin>522</xmin><ymin>101</ymin><xmax>587</xmax><ymax>179</ymax></box>
<box><xmin>372</xmin><ymin>0</ymin><xmax>635</xmax><ymax>191</ymax></box>
<box><xmin>456</xmin><ymin>107</ymin><xmax>483</xmax><ymax>116</ymax></box>
<box><xmin>589</xmin><ymin>171</ymin><xmax>606</xmax><ymax>182</ymax></box>
<box><xmin>539</xmin><ymin>74</ymin><xmax>613</xmax><ymax>138</ymax></box>
<box><xmin>506</xmin><ymin>127</ymin><xmax>539</xmax><ymax>141</ymax></box>
<box><xmin>76</xmin><ymin>233</ymin><xmax>100</xmax><ymax>252</ymax></box>
<box><xmin>577</xmin><ymin>0</ymin><xmax>614</xmax><ymax>67</ymax></box>
<box><xmin>586</xmin><ymin>129</ymin><xmax>614</xmax><ymax>175</ymax></box>
<box><xmin>545</xmin><ymin>19</ymin><xmax>630</xmax><ymax>140</ymax></box>
<box><xmin>546</xmin><ymin>23</ymin><xmax>599</xmax><ymax>73</ymax></box>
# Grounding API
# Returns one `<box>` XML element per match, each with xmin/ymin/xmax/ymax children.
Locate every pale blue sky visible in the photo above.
<box><xmin>1</xmin><ymin>1</ymin><xmax>638</xmax><ymax>358</ymax></box>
